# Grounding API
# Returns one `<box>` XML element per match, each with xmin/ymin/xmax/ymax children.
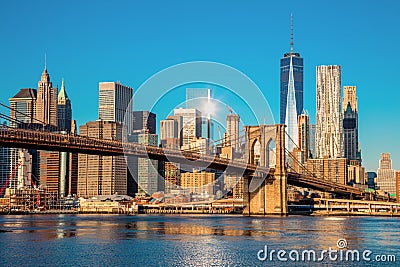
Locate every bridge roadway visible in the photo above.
<box><xmin>0</xmin><ymin>127</ymin><xmax>364</xmax><ymax>196</ymax></box>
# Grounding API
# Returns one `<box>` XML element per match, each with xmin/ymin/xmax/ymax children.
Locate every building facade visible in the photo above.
<box><xmin>376</xmin><ymin>153</ymin><xmax>396</xmax><ymax>195</ymax></box>
<box><xmin>315</xmin><ymin>65</ymin><xmax>343</xmax><ymax>158</ymax></box>
<box><xmin>298</xmin><ymin>111</ymin><xmax>310</xmax><ymax>162</ymax></box>
<box><xmin>36</xmin><ymin>68</ymin><xmax>58</xmax><ymax>126</ymax></box>
<box><xmin>173</xmin><ymin>108</ymin><xmax>201</xmax><ymax>146</ymax></box>
<box><xmin>98</xmin><ymin>82</ymin><xmax>133</xmax><ymax>133</ymax></box>
<box><xmin>342</xmin><ymin>86</ymin><xmax>361</xmax><ymax>162</ymax></box>
<box><xmin>78</xmin><ymin>121</ymin><xmax>127</xmax><ymax>197</ymax></box>
<box><xmin>226</xmin><ymin>114</ymin><xmax>240</xmax><ymax>152</ymax></box>
<box><xmin>181</xmin><ymin>170</ymin><xmax>215</xmax><ymax>196</ymax></box>
<box><xmin>186</xmin><ymin>88</ymin><xmax>213</xmax><ymax>139</ymax></box>
<box><xmin>137</xmin><ymin>132</ymin><xmax>159</xmax><ymax>196</ymax></box>
<box><xmin>57</xmin><ymin>79</ymin><xmax>72</xmax><ymax>132</ymax></box>
<box><xmin>306</xmin><ymin>158</ymin><xmax>348</xmax><ymax>185</ymax></box>
<box><xmin>132</xmin><ymin>111</ymin><xmax>156</xmax><ymax>134</ymax></box>
<box><xmin>9</xmin><ymin>88</ymin><xmax>39</xmax><ymax>191</ymax></box>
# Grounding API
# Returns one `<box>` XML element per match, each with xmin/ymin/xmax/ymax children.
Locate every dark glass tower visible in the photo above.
<box><xmin>280</xmin><ymin>15</ymin><xmax>303</xmax><ymax>124</ymax></box>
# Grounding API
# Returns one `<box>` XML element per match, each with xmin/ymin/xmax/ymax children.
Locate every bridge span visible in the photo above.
<box><xmin>0</xmin><ymin>125</ymin><xmax>365</xmax><ymax>215</ymax></box>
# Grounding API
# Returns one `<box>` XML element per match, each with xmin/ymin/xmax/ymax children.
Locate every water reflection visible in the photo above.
<box><xmin>0</xmin><ymin>215</ymin><xmax>399</xmax><ymax>266</ymax></box>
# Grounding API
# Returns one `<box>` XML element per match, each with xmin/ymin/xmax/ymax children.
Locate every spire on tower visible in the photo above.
<box><xmin>290</xmin><ymin>13</ymin><xmax>294</xmax><ymax>53</ymax></box>
<box><xmin>44</xmin><ymin>52</ymin><xmax>47</xmax><ymax>70</ymax></box>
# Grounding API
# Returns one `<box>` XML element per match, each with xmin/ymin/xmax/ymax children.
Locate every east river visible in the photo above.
<box><xmin>0</xmin><ymin>214</ymin><xmax>399</xmax><ymax>266</ymax></box>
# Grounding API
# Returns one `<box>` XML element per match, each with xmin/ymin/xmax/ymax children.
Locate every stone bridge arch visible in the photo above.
<box><xmin>245</xmin><ymin>125</ymin><xmax>276</xmax><ymax>167</ymax></box>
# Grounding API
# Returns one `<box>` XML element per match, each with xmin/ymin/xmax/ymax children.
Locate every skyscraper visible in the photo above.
<box><xmin>342</xmin><ymin>86</ymin><xmax>361</xmax><ymax>162</ymax></box>
<box><xmin>174</xmin><ymin>108</ymin><xmax>201</xmax><ymax>146</ymax></box>
<box><xmin>36</xmin><ymin>68</ymin><xmax>58</xmax><ymax>126</ymax></box>
<box><xmin>128</xmin><ymin>111</ymin><xmax>157</xmax><ymax>196</ymax></box>
<box><xmin>309</xmin><ymin>124</ymin><xmax>316</xmax><ymax>159</ymax></box>
<box><xmin>78</xmin><ymin>121</ymin><xmax>127</xmax><ymax>197</ymax></box>
<box><xmin>57</xmin><ymin>79</ymin><xmax>72</xmax><ymax>132</ymax></box>
<box><xmin>132</xmin><ymin>111</ymin><xmax>156</xmax><ymax>134</ymax></box>
<box><xmin>280</xmin><ymin>15</ymin><xmax>303</xmax><ymax>150</ymax></box>
<box><xmin>298</xmin><ymin>111</ymin><xmax>310</xmax><ymax>161</ymax></box>
<box><xmin>315</xmin><ymin>65</ymin><xmax>343</xmax><ymax>158</ymax></box>
<box><xmin>98</xmin><ymin>82</ymin><xmax>133</xmax><ymax>133</ymax></box>
<box><xmin>186</xmin><ymin>88</ymin><xmax>213</xmax><ymax>139</ymax></box>
<box><xmin>137</xmin><ymin>132</ymin><xmax>159</xmax><ymax>196</ymax></box>
<box><xmin>226</xmin><ymin>113</ymin><xmax>240</xmax><ymax>152</ymax></box>
<box><xmin>377</xmin><ymin>153</ymin><xmax>396</xmax><ymax>195</ymax></box>
<box><xmin>9</xmin><ymin>89</ymin><xmax>39</xmax><ymax>190</ymax></box>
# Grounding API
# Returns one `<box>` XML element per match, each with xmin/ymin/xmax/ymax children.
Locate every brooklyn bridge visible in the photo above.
<box><xmin>0</xmin><ymin>122</ymin><xmax>364</xmax><ymax>215</ymax></box>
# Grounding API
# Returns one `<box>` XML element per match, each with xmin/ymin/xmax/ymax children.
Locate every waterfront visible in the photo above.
<box><xmin>0</xmin><ymin>215</ymin><xmax>399</xmax><ymax>266</ymax></box>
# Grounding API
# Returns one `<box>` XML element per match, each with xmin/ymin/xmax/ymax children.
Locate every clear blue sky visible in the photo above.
<box><xmin>0</xmin><ymin>0</ymin><xmax>399</xmax><ymax>172</ymax></box>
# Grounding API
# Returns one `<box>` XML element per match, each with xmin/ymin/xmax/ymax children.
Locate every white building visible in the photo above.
<box><xmin>315</xmin><ymin>65</ymin><xmax>343</xmax><ymax>158</ymax></box>
<box><xmin>98</xmin><ymin>82</ymin><xmax>133</xmax><ymax>133</ymax></box>
<box><xmin>173</xmin><ymin>108</ymin><xmax>201</xmax><ymax>146</ymax></box>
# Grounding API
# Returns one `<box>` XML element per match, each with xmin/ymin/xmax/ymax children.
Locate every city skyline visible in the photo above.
<box><xmin>1</xmin><ymin>1</ymin><xmax>399</xmax><ymax>171</ymax></box>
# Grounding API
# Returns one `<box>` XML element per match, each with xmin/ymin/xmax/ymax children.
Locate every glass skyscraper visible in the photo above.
<box><xmin>280</xmin><ymin>15</ymin><xmax>303</xmax><ymax>151</ymax></box>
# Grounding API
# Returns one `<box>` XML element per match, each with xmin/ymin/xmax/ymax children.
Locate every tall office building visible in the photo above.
<box><xmin>40</xmin><ymin>151</ymin><xmax>60</xmax><ymax>194</ymax></box>
<box><xmin>160</xmin><ymin>117</ymin><xmax>182</xmax><ymax>149</ymax></box>
<box><xmin>132</xmin><ymin>111</ymin><xmax>156</xmax><ymax>134</ymax></box>
<box><xmin>9</xmin><ymin>88</ymin><xmax>37</xmax><ymax>128</ymax></box>
<box><xmin>309</xmin><ymin>124</ymin><xmax>316</xmax><ymax>159</ymax></box>
<box><xmin>186</xmin><ymin>88</ymin><xmax>213</xmax><ymax>139</ymax></box>
<box><xmin>315</xmin><ymin>65</ymin><xmax>343</xmax><ymax>158</ymax></box>
<box><xmin>376</xmin><ymin>153</ymin><xmax>396</xmax><ymax>195</ymax></box>
<box><xmin>98</xmin><ymin>82</ymin><xmax>133</xmax><ymax>133</ymax></box>
<box><xmin>226</xmin><ymin>114</ymin><xmax>240</xmax><ymax>152</ymax></box>
<box><xmin>174</xmin><ymin>108</ymin><xmax>201</xmax><ymax>146</ymax></box>
<box><xmin>57</xmin><ymin>79</ymin><xmax>72</xmax><ymax>132</ymax></box>
<box><xmin>342</xmin><ymin>86</ymin><xmax>361</xmax><ymax>162</ymax></box>
<box><xmin>9</xmin><ymin>89</ymin><xmax>39</xmax><ymax>190</ymax></box>
<box><xmin>127</xmin><ymin>111</ymin><xmax>157</xmax><ymax>197</ymax></box>
<box><xmin>280</xmin><ymin>15</ymin><xmax>303</xmax><ymax>151</ymax></box>
<box><xmin>298</xmin><ymin>111</ymin><xmax>310</xmax><ymax>161</ymax></box>
<box><xmin>137</xmin><ymin>132</ymin><xmax>159</xmax><ymax>196</ymax></box>
<box><xmin>57</xmin><ymin>79</ymin><xmax>73</xmax><ymax>197</ymax></box>
<box><xmin>36</xmin><ymin>67</ymin><xmax>58</xmax><ymax>126</ymax></box>
<box><xmin>78</xmin><ymin>121</ymin><xmax>127</xmax><ymax>197</ymax></box>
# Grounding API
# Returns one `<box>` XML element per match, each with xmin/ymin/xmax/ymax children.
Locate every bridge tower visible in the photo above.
<box><xmin>243</xmin><ymin>124</ymin><xmax>288</xmax><ymax>216</ymax></box>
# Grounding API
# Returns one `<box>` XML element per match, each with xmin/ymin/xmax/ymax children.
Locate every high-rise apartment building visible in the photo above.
<box><xmin>98</xmin><ymin>82</ymin><xmax>133</xmax><ymax>133</ymax></box>
<box><xmin>342</xmin><ymin>86</ymin><xmax>361</xmax><ymax>162</ymax></box>
<box><xmin>376</xmin><ymin>153</ymin><xmax>396</xmax><ymax>195</ymax></box>
<box><xmin>36</xmin><ymin>68</ymin><xmax>58</xmax><ymax>126</ymax></box>
<box><xmin>226</xmin><ymin>114</ymin><xmax>240</xmax><ymax>152</ymax></box>
<box><xmin>315</xmin><ymin>65</ymin><xmax>343</xmax><ymax>158</ymax></box>
<box><xmin>57</xmin><ymin>79</ymin><xmax>72</xmax><ymax>132</ymax></box>
<box><xmin>280</xmin><ymin>15</ymin><xmax>303</xmax><ymax>152</ymax></box>
<box><xmin>78</xmin><ymin>121</ymin><xmax>127</xmax><ymax>197</ymax></box>
<box><xmin>174</xmin><ymin>108</ymin><xmax>201</xmax><ymax>146</ymax></box>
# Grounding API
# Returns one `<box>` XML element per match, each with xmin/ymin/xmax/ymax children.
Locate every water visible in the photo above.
<box><xmin>0</xmin><ymin>214</ymin><xmax>399</xmax><ymax>266</ymax></box>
